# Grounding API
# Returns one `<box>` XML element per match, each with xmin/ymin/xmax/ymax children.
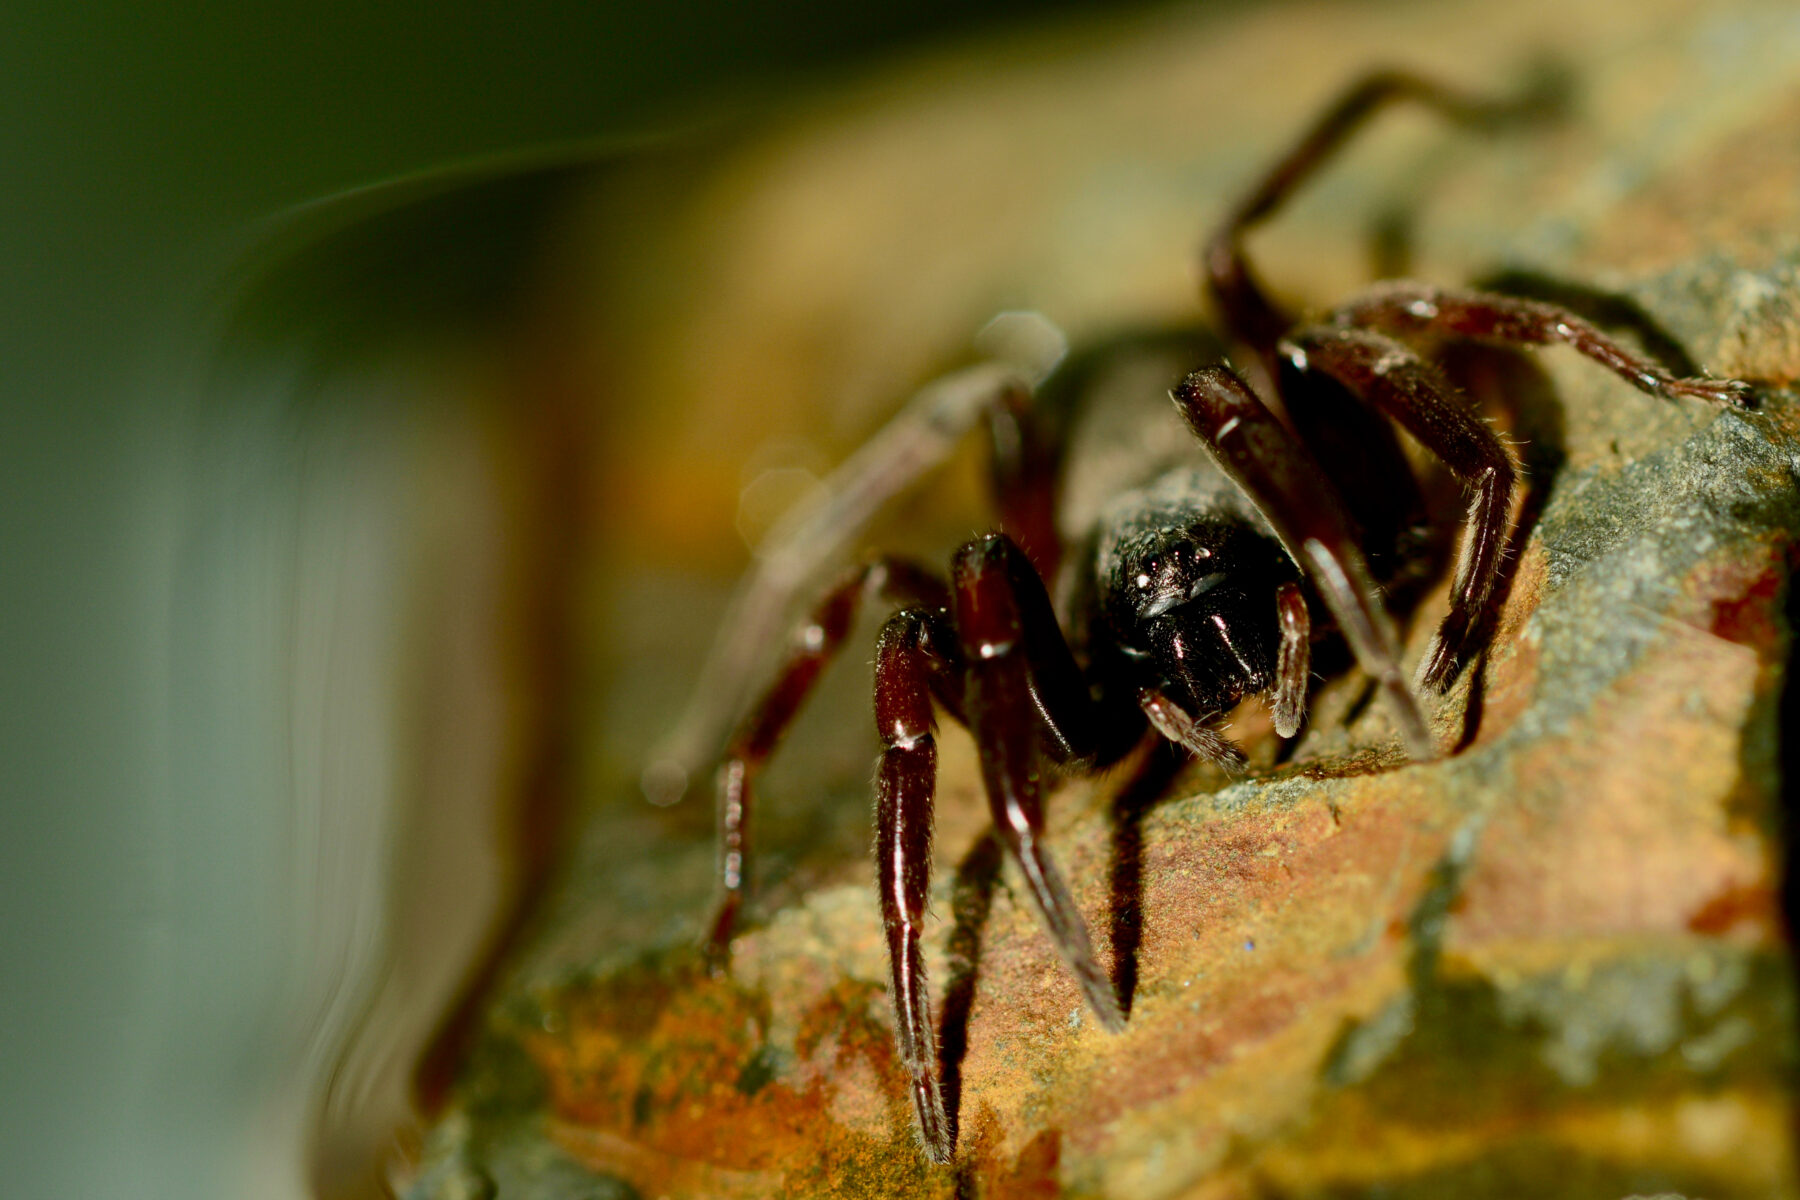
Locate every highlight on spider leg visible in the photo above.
<box><xmin>1418</xmin><ymin>610</ymin><xmax>1473</xmax><ymax>695</ymax></box>
<box><xmin>1416</xmin><ymin>465</ymin><xmax>1510</xmax><ymax>693</ymax></box>
<box><xmin>1653</xmin><ymin>374</ymin><xmax>1755</xmax><ymax>405</ymax></box>
<box><xmin>702</xmin><ymin>758</ymin><xmax>750</xmax><ymax>976</ymax></box>
<box><xmin>908</xmin><ymin>1062</ymin><xmax>952</xmax><ymax>1165</ymax></box>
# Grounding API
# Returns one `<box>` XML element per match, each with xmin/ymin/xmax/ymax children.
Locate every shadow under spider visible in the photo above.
<box><xmin>937</xmin><ymin>827</ymin><xmax>1006</xmax><ymax>1147</ymax></box>
<box><xmin>935</xmin><ymin>741</ymin><xmax>1183</xmax><ymax>1150</ymax></box>
<box><xmin>1106</xmin><ymin>740</ymin><xmax>1189</xmax><ymax>1018</ymax></box>
<box><xmin>1441</xmin><ymin>341</ymin><xmax>1565</xmax><ymax>753</ymax></box>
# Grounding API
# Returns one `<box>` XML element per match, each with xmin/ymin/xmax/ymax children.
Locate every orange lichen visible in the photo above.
<box><xmin>518</xmin><ymin>962</ymin><xmax>945</xmax><ymax>1194</ymax></box>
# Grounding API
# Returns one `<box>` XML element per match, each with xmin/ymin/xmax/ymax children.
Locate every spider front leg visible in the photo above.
<box><xmin>873</xmin><ymin>542</ymin><xmax>1125</xmax><ymax>1164</ymax></box>
<box><xmin>872</xmin><ymin>605</ymin><xmax>965</xmax><ymax>1163</ymax></box>
<box><xmin>704</xmin><ymin>557</ymin><xmax>952</xmax><ymax>971</ymax></box>
<box><xmin>952</xmin><ymin>533</ymin><xmax>1128</xmax><ymax>1032</ymax></box>
<box><xmin>1172</xmin><ymin>367</ymin><xmax>1436</xmax><ymax>760</ymax></box>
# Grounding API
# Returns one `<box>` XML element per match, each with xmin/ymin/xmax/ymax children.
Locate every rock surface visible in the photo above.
<box><xmin>401</xmin><ymin>1</ymin><xmax>1800</xmax><ymax>1196</ymax></box>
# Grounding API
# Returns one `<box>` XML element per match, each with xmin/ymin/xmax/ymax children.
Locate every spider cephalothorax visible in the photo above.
<box><xmin>678</xmin><ymin>68</ymin><xmax>1751</xmax><ymax>1163</ymax></box>
<box><xmin>1091</xmin><ymin>482</ymin><xmax>1300</xmax><ymax>731</ymax></box>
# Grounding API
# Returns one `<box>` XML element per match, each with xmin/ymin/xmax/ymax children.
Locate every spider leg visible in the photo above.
<box><xmin>1136</xmin><ymin>687</ymin><xmax>1247</xmax><ymax>769</ymax></box>
<box><xmin>704</xmin><ymin>557</ymin><xmax>953</xmax><ymax>971</ymax></box>
<box><xmin>1271</xmin><ymin>580</ymin><xmax>1311</xmax><ymax>738</ymax></box>
<box><xmin>645</xmin><ymin>362</ymin><xmax>1033</xmax><ymax>806</ymax></box>
<box><xmin>1329</xmin><ymin>283</ymin><xmax>1752</xmax><ymax>406</ymax></box>
<box><xmin>1172</xmin><ymin>367</ymin><xmax>1436</xmax><ymax>761</ymax></box>
<box><xmin>873</xmin><ymin>605</ymin><xmax>965</xmax><ymax>1163</ymax></box>
<box><xmin>986</xmin><ymin>376</ymin><xmax>1065</xmax><ymax>580</ymax></box>
<box><xmin>1282</xmin><ymin>325</ymin><xmax>1517</xmax><ymax>691</ymax></box>
<box><xmin>1205</xmin><ymin>70</ymin><xmax>1557</xmax><ymax>375</ymax></box>
<box><xmin>951</xmin><ymin>533</ymin><xmax>1128</xmax><ymax>1033</ymax></box>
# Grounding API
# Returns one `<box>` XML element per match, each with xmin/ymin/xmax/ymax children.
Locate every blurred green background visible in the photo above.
<box><xmin>0</xmin><ymin>3</ymin><xmax>1114</xmax><ymax>1197</ymax></box>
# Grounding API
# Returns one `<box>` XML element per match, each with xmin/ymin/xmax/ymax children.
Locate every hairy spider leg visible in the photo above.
<box><xmin>704</xmin><ymin>557</ymin><xmax>954</xmax><ymax>971</ymax></box>
<box><xmin>1136</xmin><ymin>688</ymin><xmax>1247</xmax><ymax>767</ymax></box>
<box><xmin>951</xmin><ymin>533</ymin><xmax>1128</xmax><ymax>1033</ymax></box>
<box><xmin>872</xmin><ymin>605</ymin><xmax>965</xmax><ymax>1163</ymax></box>
<box><xmin>1328</xmin><ymin>283</ymin><xmax>1753</xmax><ymax>407</ymax></box>
<box><xmin>1204</xmin><ymin>69</ymin><xmax>1555</xmax><ymax>380</ymax></box>
<box><xmin>1172</xmin><ymin>367</ymin><xmax>1436</xmax><ymax>761</ymax></box>
<box><xmin>1280</xmin><ymin>325</ymin><xmax>1517</xmax><ymax>691</ymax></box>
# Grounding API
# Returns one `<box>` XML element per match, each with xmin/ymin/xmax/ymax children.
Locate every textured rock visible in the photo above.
<box><xmin>401</xmin><ymin>1</ymin><xmax>1800</xmax><ymax>1197</ymax></box>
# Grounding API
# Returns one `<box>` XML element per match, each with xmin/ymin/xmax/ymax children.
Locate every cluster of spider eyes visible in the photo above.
<box><xmin>1134</xmin><ymin>541</ymin><xmax>1212</xmax><ymax>589</ymax></box>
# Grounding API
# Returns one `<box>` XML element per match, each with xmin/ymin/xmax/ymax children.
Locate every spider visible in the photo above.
<box><xmin>678</xmin><ymin>70</ymin><xmax>1750</xmax><ymax>1163</ymax></box>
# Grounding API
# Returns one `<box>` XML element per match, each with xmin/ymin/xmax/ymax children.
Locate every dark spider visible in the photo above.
<box><xmin>682</xmin><ymin>70</ymin><xmax>1750</xmax><ymax>1163</ymax></box>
